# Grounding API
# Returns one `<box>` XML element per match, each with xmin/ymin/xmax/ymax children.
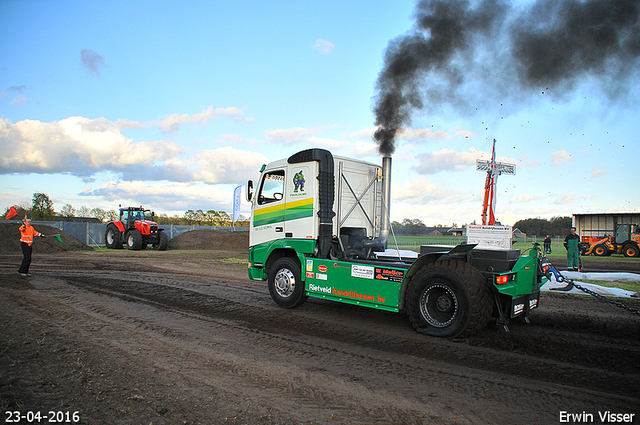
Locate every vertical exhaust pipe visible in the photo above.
<box><xmin>380</xmin><ymin>156</ymin><xmax>392</xmax><ymax>243</ymax></box>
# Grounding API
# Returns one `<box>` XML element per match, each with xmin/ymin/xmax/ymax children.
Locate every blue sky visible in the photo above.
<box><xmin>1</xmin><ymin>0</ymin><xmax>638</xmax><ymax>227</ymax></box>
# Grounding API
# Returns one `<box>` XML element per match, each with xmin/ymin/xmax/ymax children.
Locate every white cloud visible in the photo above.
<box><xmin>550</xmin><ymin>150</ymin><xmax>573</xmax><ymax>167</ymax></box>
<box><xmin>265</xmin><ymin>126</ymin><xmax>318</xmax><ymax>144</ymax></box>
<box><xmin>83</xmin><ymin>180</ymin><xmax>237</xmax><ymax>213</ymax></box>
<box><xmin>399</xmin><ymin>127</ymin><xmax>451</xmax><ymax>141</ymax></box>
<box><xmin>413</xmin><ymin>147</ymin><xmax>482</xmax><ymax>174</ymax></box>
<box><xmin>515</xmin><ymin>193</ymin><xmax>542</xmax><ymax>203</ymax></box>
<box><xmin>158</xmin><ymin>106</ymin><xmax>252</xmax><ymax>133</ymax></box>
<box><xmin>189</xmin><ymin>146</ymin><xmax>268</xmax><ymax>184</ymax></box>
<box><xmin>590</xmin><ymin>168</ymin><xmax>607</xmax><ymax>179</ymax></box>
<box><xmin>0</xmin><ymin>116</ymin><xmax>175</xmax><ymax>175</ymax></box>
<box><xmin>314</xmin><ymin>38</ymin><xmax>335</xmax><ymax>54</ymax></box>
<box><xmin>0</xmin><ymin>115</ymin><xmax>265</xmax><ymax>186</ymax></box>
<box><xmin>554</xmin><ymin>193</ymin><xmax>576</xmax><ymax>204</ymax></box>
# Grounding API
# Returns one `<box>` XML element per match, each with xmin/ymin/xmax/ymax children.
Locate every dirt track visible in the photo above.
<box><xmin>1</xmin><ymin>228</ymin><xmax>639</xmax><ymax>424</ymax></box>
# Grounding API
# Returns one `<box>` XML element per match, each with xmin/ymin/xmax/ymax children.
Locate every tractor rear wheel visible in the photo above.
<box><xmin>105</xmin><ymin>224</ymin><xmax>123</xmax><ymax>249</ymax></box>
<box><xmin>593</xmin><ymin>244</ymin><xmax>609</xmax><ymax>257</ymax></box>
<box><xmin>126</xmin><ymin>230</ymin><xmax>143</xmax><ymax>250</ymax></box>
<box><xmin>406</xmin><ymin>259</ymin><xmax>492</xmax><ymax>338</ymax></box>
<box><xmin>268</xmin><ymin>257</ymin><xmax>307</xmax><ymax>309</ymax></box>
<box><xmin>623</xmin><ymin>244</ymin><xmax>639</xmax><ymax>258</ymax></box>
<box><xmin>153</xmin><ymin>231</ymin><xmax>168</xmax><ymax>251</ymax></box>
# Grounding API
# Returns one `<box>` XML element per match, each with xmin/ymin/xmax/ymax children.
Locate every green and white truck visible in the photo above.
<box><xmin>247</xmin><ymin>148</ymin><xmax>547</xmax><ymax>337</ymax></box>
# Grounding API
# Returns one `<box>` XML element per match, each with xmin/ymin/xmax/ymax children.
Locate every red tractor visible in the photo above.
<box><xmin>105</xmin><ymin>206</ymin><xmax>168</xmax><ymax>250</ymax></box>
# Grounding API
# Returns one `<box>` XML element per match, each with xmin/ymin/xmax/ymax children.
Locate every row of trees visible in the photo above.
<box><xmin>390</xmin><ymin>219</ymin><xmax>459</xmax><ymax>236</ymax></box>
<box><xmin>512</xmin><ymin>216</ymin><xmax>573</xmax><ymax>238</ymax></box>
<box><xmin>3</xmin><ymin>193</ymin><xmax>249</xmax><ymax>227</ymax></box>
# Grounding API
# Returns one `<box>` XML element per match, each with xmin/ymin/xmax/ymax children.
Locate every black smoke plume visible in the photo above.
<box><xmin>372</xmin><ymin>0</ymin><xmax>640</xmax><ymax>156</ymax></box>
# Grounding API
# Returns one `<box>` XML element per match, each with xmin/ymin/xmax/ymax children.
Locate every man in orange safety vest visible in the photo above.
<box><xmin>18</xmin><ymin>217</ymin><xmax>45</xmax><ymax>276</ymax></box>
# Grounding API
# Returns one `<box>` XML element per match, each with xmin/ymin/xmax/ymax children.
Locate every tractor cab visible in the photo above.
<box><xmin>120</xmin><ymin>207</ymin><xmax>153</xmax><ymax>229</ymax></box>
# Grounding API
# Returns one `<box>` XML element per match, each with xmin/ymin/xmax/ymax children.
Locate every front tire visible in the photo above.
<box><xmin>105</xmin><ymin>224</ymin><xmax>123</xmax><ymax>249</ymax></box>
<box><xmin>406</xmin><ymin>259</ymin><xmax>492</xmax><ymax>338</ymax></box>
<box><xmin>268</xmin><ymin>257</ymin><xmax>307</xmax><ymax>309</ymax></box>
<box><xmin>153</xmin><ymin>231</ymin><xmax>169</xmax><ymax>251</ymax></box>
<box><xmin>126</xmin><ymin>230</ymin><xmax>143</xmax><ymax>250</ymax></box>
<box><xmin>594</xmin><ymin>244</ymin><xmax>609</xmax><ymax>257</ymax></box>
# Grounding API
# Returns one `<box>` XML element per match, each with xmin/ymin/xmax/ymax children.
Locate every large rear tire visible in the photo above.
<box><xmin>406</xmin><ymin>259</ymin><xmax>492</xmax><ymax>338</ymax></box>
<box><xmin>105</xmin><ymin>224</ymin><xmax>123</xmax><ymax>249</ymax></box>
<box><xmin>126</xmin><ymin>230</ymin><xmax>143</xmax><ymax>250</ymax></box>
<box><xmin>153</xmin><ymin>231</ymin><xmax>169</xmax><ymax>251</ymax></box>
<box><xmin>268</xmin><ymin>257</ymin><xmax>307</xmax><ymax>309</ymax></box>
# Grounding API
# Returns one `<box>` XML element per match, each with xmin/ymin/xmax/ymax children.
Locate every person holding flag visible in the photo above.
<box><xmin>18</xmin><ymin>216</ymin><xmax>46</xmax><ymax>277</ymax></box>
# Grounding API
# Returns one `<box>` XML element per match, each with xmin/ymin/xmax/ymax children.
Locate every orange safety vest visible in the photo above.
<box><xmin>20</xmin><ymin>224</ymin><xmax>41</xmax><ymax>245</ymax></box>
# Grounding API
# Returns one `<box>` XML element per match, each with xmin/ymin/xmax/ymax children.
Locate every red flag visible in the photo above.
<box><xmin>5</xmin><ymin>206</ymin><xmax>18</xmax><ymax>220</ymax></box>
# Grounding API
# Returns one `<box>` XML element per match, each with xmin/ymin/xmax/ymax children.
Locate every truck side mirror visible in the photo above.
<box><xmin>246</xmin><ymin>180</ymin><xmax>254</xmax><ymax>202</ymax></box>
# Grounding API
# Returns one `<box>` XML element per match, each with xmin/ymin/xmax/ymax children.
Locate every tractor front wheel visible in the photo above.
<box><xmin>126</xmin><ymin>230</ymin><xmax>143</xmax><ymax>250</ymax></box>
<box><xmin>153</xmin><ymin>231</ymin><xmax>169</xmax><ymax>251</ymax></box>
<box><xmin>406</xmin><ymin>259</ymin><xmax>492</xmax><ymax>338</ymax></box>
<box><xmin>105</xmin><ymin>224</ymin><xmax>123</xmax><ymax>249</ymax></box>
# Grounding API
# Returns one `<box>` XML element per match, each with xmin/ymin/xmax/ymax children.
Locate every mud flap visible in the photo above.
<box><xmin>494</xmin><ymin>291</ymin><xmax>540</xmax><ymax>332</ymax></box>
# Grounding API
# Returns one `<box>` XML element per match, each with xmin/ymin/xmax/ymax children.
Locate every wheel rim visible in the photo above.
<box><xmin>274</xmin><ymin>268</ymin><xmax>296</xmax><ymax>298</ymax></box>
<box><xmin>420</xmin><ymin>284</ymin><xmax>458</xmax><ymax>328</ymax></box>
<box><xmin>107</xmin><ymin>231</ymin><xmax>114</xmax><ymax>244</ymax></box>
<box><xmin>128</xmin><ymin>234</ymin><xmax>134</xmax><ymax>247</ymax></box>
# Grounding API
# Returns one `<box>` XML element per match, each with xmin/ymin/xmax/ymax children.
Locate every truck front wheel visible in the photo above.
<box><xmin>268</xmin><ymin>257</ymin><xmax>307</xmax><ymax>309</ymax></box>
<box><xmin>406</xmin><ymin>259</ymin><xmax>492</xmax><ymax>338</ymax></box>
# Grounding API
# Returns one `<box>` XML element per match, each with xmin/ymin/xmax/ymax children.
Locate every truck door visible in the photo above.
<box><xmin>251</xmin><ymin>168</ymin><xmax>287</xmax><ymax>246</ymax></box>
<box><xmin>284</xmin><ymin>163</ymin><xmax>317</xmax><ymax>239</ymax></box>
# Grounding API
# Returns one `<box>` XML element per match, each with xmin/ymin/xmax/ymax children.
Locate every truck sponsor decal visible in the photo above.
<box><xmin>332</xmin><ymin>288</ymin><xmax>375</xmax><ymax>302</ymax></box>
<box><xmin>375</xmin><ymin>267</ymin><xmax>405</xmax><ymax>283</ymax></box>
<box><xmin>306</xmin><ymin>259</ymin><xmax>313</xmax><ymax>272</ymax></box>
<box><xmin>351</xmin><ymin>264</ymin><xmax>374</xmax><ymax>279</ymax></box>
<box><xmin>309</xmin><ymin>283</ymin><xmax>332</xmax><ymax>293</ymax></box>
<box><xmin>293</xmin><ymin>170</ymin><xmax>306</xmax><ymax>192</ymax></box>
<box><xmin>253</xmin><ymin>197</ymin><xmax>314</xmax><ymax>227</ymax></box>
<box><xmin>316</xmin><ymin>273</ymin><xmax>328</xmax><ymax>280</ymax></box>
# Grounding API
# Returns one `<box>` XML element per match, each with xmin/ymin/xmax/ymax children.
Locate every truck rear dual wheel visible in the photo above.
<box><xmin>105</xmin><ymin>224</ymin><xmax>123</xmax><ymax>249</ymax></box>
<box><xmin>268</xmin><ymin>257</ymin><xmax>307</xmax><ymax>309</ymax></box>
<box><xmin>406</xmin><ymin>259</ymin><xmax>492</xmax><ymax>338</ymax></box>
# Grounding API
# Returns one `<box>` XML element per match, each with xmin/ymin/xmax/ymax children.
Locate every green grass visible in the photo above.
<box><xmin>579</xmin><ymin>279</ymin><xmax>640</xmax><ymax>293</ymax></box>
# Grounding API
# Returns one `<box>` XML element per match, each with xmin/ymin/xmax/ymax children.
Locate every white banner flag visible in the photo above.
<box><xmin>233</xmin><ymin>185</ymin><xmax>242</xmax><ymax>223</ymax></box>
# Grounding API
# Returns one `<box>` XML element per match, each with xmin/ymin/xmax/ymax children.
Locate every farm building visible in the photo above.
<box><xmin>573</xmin><ymin>212</ymin><xmax>640</xmax><ymax>242</ymax></box>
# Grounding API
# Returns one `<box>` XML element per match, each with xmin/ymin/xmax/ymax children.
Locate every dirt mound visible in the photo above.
<box><xmin>0</xmin><ymin>223</ymin><xmax>93</xmax><ymax>253</ymax></box>
<box><xmin>168</xmin><ymin>229</ymin><xmax>248</xmax><ymax>253</ymax></box>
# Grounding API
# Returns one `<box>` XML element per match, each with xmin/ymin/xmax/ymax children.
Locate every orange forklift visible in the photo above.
<box><xmin>581</xmin><ymin>223</ymin><xmax>640</xmax><ymax>257</ymax></box>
